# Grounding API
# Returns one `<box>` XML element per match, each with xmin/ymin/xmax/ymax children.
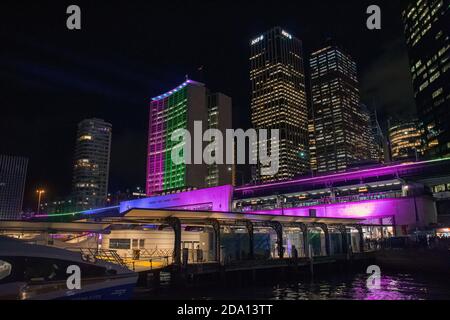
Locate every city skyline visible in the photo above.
<box><xmin>0</xmin><ymin>0</ymin><xmax>417</xmax><ymax>209</ymax></box>
<box><xmin>1</xmin><ymin>0</ymin><xmax>450</xmax><ymax>305</ymax></box>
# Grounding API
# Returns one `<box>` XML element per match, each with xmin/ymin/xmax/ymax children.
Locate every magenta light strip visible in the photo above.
<box><xmin>147</xmin><ymin>99</ymin><xmax>166</xmax><ymax>195</ymax></box>
<box><xmin>236</xmin><ymin>157</ymin><xmax>450</xmax><ymax>192</ymax></box>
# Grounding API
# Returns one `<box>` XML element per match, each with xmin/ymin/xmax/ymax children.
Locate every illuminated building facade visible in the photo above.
<box><xmin>250</xmin><ymin>27</ymin><xmax>309</xmax><ymax>182</ymax></box>
<box><xmin>310</xmin><ymin>45</ymin><xmax>370</xmax><ymax>173</ymax></box>
<box><xmin>361</xmin><ymin>104</ymin><xmax>385</xmax><ymax>164</ymax></box>
<box><xmin>402</xmin><ymin>0</ymin><xmax>450</xmax><ymax>158</ymax></box>
<box><xmin>388</xmin><ymin>119</ymin><xmax>424</xmax><ymax>161</ymax></box>
<box><xmin>308</xmin><ymin>119</ymin><xmax>317</xmax><ymax>173</ymax></box>
<box><xmin>146</xmin><ymin>80</ymin><xmax>233</xmax><ymax>195</ymax></box>
<box><xmin>206</xmin><ymin>93</ymin><xmax>235</xmax><ymax>187</ymax></box>
<box><xmin>72</xmin><ymin>118</ymin><xmax>112</xmax><ymax>210</ymax></box>
<box><xmin>0</xmin><ymin>155</ymin><xmax>28</xmax><ymax>220</ymax></box>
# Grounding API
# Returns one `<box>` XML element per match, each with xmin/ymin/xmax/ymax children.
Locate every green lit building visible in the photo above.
<box><xmin>146</xmin><ymin>80</ymin><xmax>233</xmax><ymax>196</ymax></box>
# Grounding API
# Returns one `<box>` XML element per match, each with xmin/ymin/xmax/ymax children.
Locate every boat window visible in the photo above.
<box><xmin>23</xmin><ymin>257</ymin><xmax>109</xmax><ymax>281</ymax></box>
<box><xmin>79</xmin><ymin>262</ymin><xmax>108</xmax><ymax>277</ymax></box>
<box><xmin>1</xmin><ymin>256</ymin><xmax>111</xmax><ymax>284</ymax></box>
<box><xmin>0</xmin><ymin>257</ymin><xmax>25</xmax><ymax>283</ymax></box>
<box><xmin>23</xmin><ymin>257</ymin><xmax>70</xmax><ymax>282</ymax></box>
<box><xmin>0</xmin><ymin>260</ymin><xmax>12</xmax><ymax>281</ymax></box>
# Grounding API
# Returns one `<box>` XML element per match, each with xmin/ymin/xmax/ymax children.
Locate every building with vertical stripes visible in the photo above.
<box><xmin>0</xmin><ymin>155</ymin><xmax>28</xmax><ymax>220</ymax></box>
<box><xmin>250</xmin><ymin>27</ymin><xmax>309</xmax><ymax>182</ymax></box>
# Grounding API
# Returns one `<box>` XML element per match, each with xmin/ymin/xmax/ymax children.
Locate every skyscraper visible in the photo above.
<box><xmin>72</xmin><ymin>118</ymin><xmax>112</xmax><ymax>210</ymax></box>
<box><xmin>309</xmin><ymin>45</ymin><xmax>370</xmax><ymax>173</ymax></box>
<box><xmin>0</xmin><ymin>155</ymin><xmax>28</xmax><ymax>220</ymax></box>
<box><xmin>205</xmin><ymin>92</ymin><xmax>235</xmax><ymax>187</ymax></box>
<box><xmin>361</xmin><ymin>104</ymin><xmax>385</xmax><ymax>164</ymax></box>
<box><xmin>388</xmin><ymin>119</ymin><xmax>424</xmax><ymax>161</ymax></box>
<box><xmin>146</xmin><ymin>80</ymin><xmax>233</xmax><ymax>195</ymax></box>
<box><xmin>402</xmin><ymin>0</ymin><xmax>450</xmax><ymax>158</ymax></box>
<box><xmin>250</xmin><ymin>27</ymin><xmax>309</xmax><ymax>182</ymax></box>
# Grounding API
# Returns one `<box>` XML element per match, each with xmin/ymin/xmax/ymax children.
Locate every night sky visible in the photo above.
<box><xmin>0</xmin><ymin>0</ymin><xmax>416</xmax><ymax>208</ymax></box>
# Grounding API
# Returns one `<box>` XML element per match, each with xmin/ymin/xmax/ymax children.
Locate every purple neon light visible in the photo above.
<box><xmin>121</xmin><ymin>185</ymin><xmax>233</xmax><ymax>213</ymax></box>
<box><xmin>247</xmin><ymin>196</ymin><xmax>417</xmax><ymax>224</ymax></box>
<box><xmin>236</xmin><ymin>157</ymin><xmax>450</xmax><ymax>192</ymax></box>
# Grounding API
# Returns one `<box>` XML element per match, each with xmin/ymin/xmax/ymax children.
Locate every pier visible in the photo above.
<box><xmin>0</xmin><ymin>208</ymin><xmax>373</xmax><ymax>285</ymax></box>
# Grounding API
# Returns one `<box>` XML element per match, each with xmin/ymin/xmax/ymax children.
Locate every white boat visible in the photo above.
<box><xmin>0</xmin><ymin>236</ymin><xmax>138</xmax><ymax>300</ymax></box>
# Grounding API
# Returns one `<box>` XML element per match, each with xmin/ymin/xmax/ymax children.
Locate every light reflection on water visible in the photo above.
<box><xmin>137</xmin><ymin>272</ymin><xmax>450</xmax><ymax>300</ymax></box>
<box><xmin>267</xmin><ymin>273</ymin><xmax>447</xmax><ymax>300</ymax></box>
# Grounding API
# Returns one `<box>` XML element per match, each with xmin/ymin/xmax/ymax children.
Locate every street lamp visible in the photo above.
<box><xmin>36</xmin><ymin>189</ymin><xmax>45</xmax><ymax>214</ymax></box>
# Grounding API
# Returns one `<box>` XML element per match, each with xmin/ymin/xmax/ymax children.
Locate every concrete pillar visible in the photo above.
<box><xmin>303</xmin><ymin>230</ymin><xmax>309</xmax><ymax>258</ymax></box>
<box><xmin>293</xmin><ymin>223</ymin><xmax>308</xmax><ymax>257</ymax></box>
<box><xmin>339</xmin><ymin>225</ymin><xmax>348</xmax><ymax>254</ymax></box>
<box><xmin>166</xmin><ymin>217</ymin><xmax>181</xmax><ymax>266</ymax></box>
<box><xmin>245</xmin><ymin>220</ymin><xmax>254</xmax><ymax>259</ymax></box>
<box><xmin>208</xmin><ymin>219</ymin><xmax>221</xmax><ymax>262</ymax></box>
<box><xmin>355</xmin><ymin>225</ymin><xmax>365</xmax><ymax>253</ymax></box>
<box><xmin>268</xmin><ymin>221</ymin><xmax>283</xmax><ymax>258</ymax></box>
<box><xmin>314</xmin><ymin>223</ymin><xmax>330</xmax><ymax>256</ymax></box>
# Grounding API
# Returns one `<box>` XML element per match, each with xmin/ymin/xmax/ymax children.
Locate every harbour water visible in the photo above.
<box><xmin>135</xmin><ymin>270</ymin><xmax>450</xmax><ymax>300</ymax></box>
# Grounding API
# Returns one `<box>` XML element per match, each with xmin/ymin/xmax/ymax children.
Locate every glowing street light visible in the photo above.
<box><xmin>36</xmin><ymin>189</ymin><xmax>45</xmax><ymax>214</ymax></box>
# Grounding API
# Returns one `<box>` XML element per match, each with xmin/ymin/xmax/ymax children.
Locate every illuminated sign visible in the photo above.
<box><xmin>251</xmin><ymin>35</ymin><xmax>264</xmax><ymax>45</ymax></box>
<box><xmin>281</xmin><ymin>30</ymin><xmax>292</xmax><ymax>39</ymax></box>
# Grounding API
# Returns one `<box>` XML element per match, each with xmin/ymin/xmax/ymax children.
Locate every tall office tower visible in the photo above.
<box><xmin>72</xmin><ymin>118</ymin><xmax>112</xmax><ymax>210</ymax></box>
<box><xmin>146</xmin><ymin>80</ymin><xmax>233</xmax><ymax>195</ymax></box>
<box><xmin>402</xmin><ymin>0</ymin><xmax>450</xmax><ymax>158</ymax></box>
<box><xmin>310</xmin><ymin>45</ymin><xmax>369</xmax><ymax>173</ymax></box>
<box><xmin>250</xmin><ymin>27</ymin><xmax>309</xmax><ymax>182</ymax></box>
<box><xmin>205</xmin><ymin>92</ymin><xmax>235</xmax><ymax>187</ymax></box>
<box><xmin>0</xmin><ymin>155</ymin><xmax>28</xmax><ymax>220</ymax></box>
<box><xmin>361</xmin><ymin>104</ymin><xmax>385</xmax><ymax>163</ymax></box>
<box><xmin>388</xmin><ymin>119</ymin><xmax>425</xmax><ymax>161</ymax></box>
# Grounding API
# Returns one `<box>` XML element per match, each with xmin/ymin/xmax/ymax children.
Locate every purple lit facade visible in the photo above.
<box><xmin>146</xmin><ymin>80</ymin><xmax>208</xmax><ymax>195</ymax></box>
<box><xmin>121</xmin><ymin>185</ymin><xmax>233</xmax><ymax>213</ymax></box>
<box><xmin>134</xmin><ymin>158</ymin><xmax>448</xmax><ymax>234</ymax></box>
<box><xmin>247</xmin><ymin>197</ymin><xmax>436</xmax><ymax>229</ymax></box>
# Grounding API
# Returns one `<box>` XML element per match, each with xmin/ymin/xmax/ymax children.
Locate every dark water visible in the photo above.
<box><xmin>135</xmin><ymin>271</ymin><xmax>450</xmax><ymax>300</ymax></box>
